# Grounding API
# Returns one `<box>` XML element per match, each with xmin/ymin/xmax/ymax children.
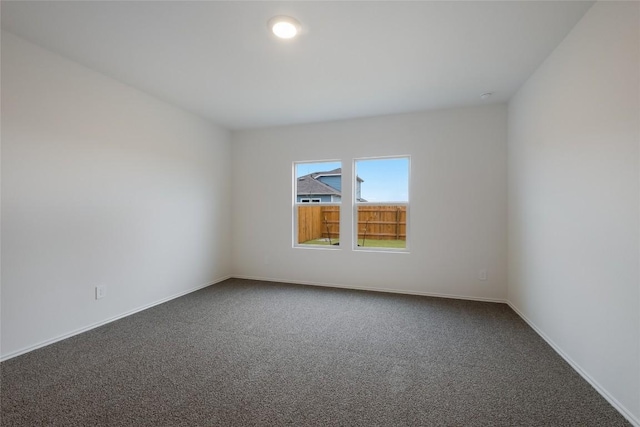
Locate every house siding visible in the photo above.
<box><xmin>296</xmin><ymin>195</ymin><xmax>339</xmax><ymax>203</ymax></box>
<box><xmin>317</xmin><ymin>175</ymin><xmax>341</xmax><ymax>192</ymax></box>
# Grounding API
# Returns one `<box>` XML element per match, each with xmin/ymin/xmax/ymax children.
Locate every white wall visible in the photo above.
<box><xmin>1</xmin><ymin>32</ymin><xmax>232</xmax><ymax>359</ymax></box>
<box><xmin>231</xmin><ymin>105</ymin><xmax>507</xmax><ymax>301</ymax></box>
<box><xmin>508</xmin><ymin>1</ymin><xmax>639</xmax><ymax>423</ymax></box>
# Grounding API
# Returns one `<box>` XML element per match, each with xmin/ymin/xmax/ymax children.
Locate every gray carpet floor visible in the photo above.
<box><xmin>1</xmin><ymin>278</ymin><xmax>631</xmax><ymax>426</ymax></box>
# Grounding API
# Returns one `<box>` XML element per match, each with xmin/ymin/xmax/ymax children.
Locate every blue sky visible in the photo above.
<box><xmin>295</xmin><ymin>158</ymin><xmax>409</xmax><ymax>202</ymax></box>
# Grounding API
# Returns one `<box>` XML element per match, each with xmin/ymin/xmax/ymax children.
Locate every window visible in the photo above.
<box><xmin>294</xmin><ymin>161</ymin><xmax>342</xmax><ymax>247</ymax></box>
<box><xmin>354</xmin><ymin>157</ymin><xmax>409</xmax><ymax>251</ymax></box>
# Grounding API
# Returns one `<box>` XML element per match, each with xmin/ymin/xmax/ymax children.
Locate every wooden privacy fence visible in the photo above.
<box><xmin>357</xmin><ymin>206</ymin><xmax>406</xmax><ymax>241</ymax></box>
<box><xmin>297</xmin><ymin>205</ymin><xmax>406</xmax><ymax>243</ymax></box>
<box><xmin>297</xmin><ymin>206</ymin><xmax>340</xmax><ymax>243</ymax></box>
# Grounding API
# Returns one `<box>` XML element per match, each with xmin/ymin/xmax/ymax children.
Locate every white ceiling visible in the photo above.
<box><xmin>1</xmin><ymin>1</ymin><xmax>594</xmax><ymax>130</ymax></box>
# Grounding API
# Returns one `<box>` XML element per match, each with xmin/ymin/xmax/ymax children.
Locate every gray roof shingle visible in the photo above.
<box><xmin>296</xmin><ymin>172</ymin><xmax>341</xmax><ymax>196</ymax></box>
<box><xmin>296</xmin><ymin>168</ymin><xmax>364</xmax><ymax>197</ymax></box>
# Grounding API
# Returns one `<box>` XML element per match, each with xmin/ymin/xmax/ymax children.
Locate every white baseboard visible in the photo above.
<box><xmin>507</xmin><ymin>301</ymin><xmax>640</xmax><ymax>427</ymax></box>
<box><xmin>231</xmin><ymin>274</ymin><xmax>506</xmax><ymax>304</ymax></box>
<box><xmin>232</xmin><ymin>275</ymin><xmax>638</xmax><ymax>425</ymax></box>
<box><xmin>0</xmin><ymin>275</ymin><xmax>231</xmax><ymax>362</ymax></box>
<box><xmin>7</xmin><ymin>275</ymin><xmax>634</xmax><ymax>426</ymax></box>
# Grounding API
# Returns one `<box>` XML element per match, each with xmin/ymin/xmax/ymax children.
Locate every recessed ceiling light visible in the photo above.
<box><xmin>268</xmin><ymin>15</ymin><xmax>301</xmax><ymax>39</ymax></box>
<box><xmin>480</xmin><ymin>92</ymin><xmax>493</xmax><ymax>100</ymax></box>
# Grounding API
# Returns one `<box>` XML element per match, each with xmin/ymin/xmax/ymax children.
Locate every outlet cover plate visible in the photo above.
<box><xmin>96</xmin><ymin>285</ymin><xmax>106</xmax><ymax>300</ymax></box>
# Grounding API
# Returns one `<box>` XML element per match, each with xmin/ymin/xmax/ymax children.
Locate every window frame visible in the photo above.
<box><xmin>352</xmin><ymin>155</ymin><xmax>411</xmax><ymax>253</ymax></box>
<box><xmin>293</xmin><ymin>160</ymin><xmax>343</xmax><ymax>249</ymax></box>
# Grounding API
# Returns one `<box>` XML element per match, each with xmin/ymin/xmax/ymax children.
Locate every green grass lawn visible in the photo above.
<box><xmin>301</xmin><ymin>238</ymin><xmax>405</xmax><ymax>249</ymax></box>
<box><xmin>301</xmin><ymin>238</ymin><xmax>340</xmax><ymax>246</ymax></box>
<box><xmin>357</xmin><ymin>239</ymin><xmax>406</xmax><ymax>249</ymax></box>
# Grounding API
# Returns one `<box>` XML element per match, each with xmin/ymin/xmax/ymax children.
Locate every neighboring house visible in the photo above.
<box><xmin>296</xmin><ymin>168</ymin><xmax>365</xmax><ymax>203</ymax></box>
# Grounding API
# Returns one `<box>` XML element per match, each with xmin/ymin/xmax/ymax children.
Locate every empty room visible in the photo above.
<box><xmin>1</xmin><ymin>1</ymin><xmax>638</xmax><ymax>426</ymax></box>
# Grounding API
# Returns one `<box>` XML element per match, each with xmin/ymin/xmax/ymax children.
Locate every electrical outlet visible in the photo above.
<box><xmin>95</xmin><ymin>285</ymin><xmax>106</xmax><ymax>300</ymax></box>
<box><xmin>478</xmin><ymin>269</ymin><xmax>488</xmax><ymax>281</ymax></box>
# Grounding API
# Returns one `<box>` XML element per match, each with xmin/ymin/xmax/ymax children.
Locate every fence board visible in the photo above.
<box><xmin>297</xmin><ymin>206</ymin><xmax>340</xmax><ymax>243</ymax></box>
<box><xmin>357</xmin><ymin>206</ymin><xmax>406</xmax><ymax>241</ymax></box>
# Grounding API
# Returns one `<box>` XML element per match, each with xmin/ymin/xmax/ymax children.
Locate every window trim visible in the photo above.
<box><xmin>352</xmin><ymin>155</ymin><xmax>411</xmax><ymax>253</ymax></box>
<box><xmin>293</xmin><ymin>160</ymin><xmax>343</xmax><ymax>249</ymax></box>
